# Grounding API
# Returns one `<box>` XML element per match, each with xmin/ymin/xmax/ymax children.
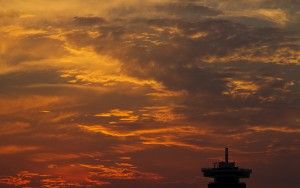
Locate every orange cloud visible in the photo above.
<box><xmin>0</xmin><ymin>145</ymin><xmax>39</xmax><ymax>155</ymax></box>
<box><xmin>95</xmin><ymin>109</ymin><xmax>139</xmax><ymax>122</ymax></box>
<box><xmin>0</xmin><ymin>96</ymin><xmax>67</xmax><ymax>115</ymax></box>
<box><xmin>203</xmin><ymin>46</ymin><xmax>300</xmax><ymax>64</ymax></box>
<box><xmin>80</xmin><ymin>163</ymin><xmax>163</xmax><ymax>180</ymax></box>
<box><xmin>79</xmin><ymin>124</ymin><xmax>206</xmax><ymax>137</ymax></box>
<box><xmin>31</xmin><ymin>152</ymin><xmax>102</xmax><ymax>162</ymax></box>
<box><xmin>223</xmin><ymin>79</ymin><xmax>259</xmax><ymax>98</ymax></box>
<box><xmin>0</xmin><ymin>122</ymin><xmax>30</xmax><ymax>135</ymax></box>
<box><xmin>249</xmin><ymin>126</ymin><xmax>300</xmax><ymax>133</ymax></box>
<box><xmin>0</xmin><ymin>171</ymin><xmax>35</xmax><ymax>187</ymax></box>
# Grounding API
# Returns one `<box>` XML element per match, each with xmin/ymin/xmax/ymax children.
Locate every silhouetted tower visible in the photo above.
<box><xmin>202</xmin><ymin>148</ymin><xmax>252</xmax><ymax>188</ymax></box>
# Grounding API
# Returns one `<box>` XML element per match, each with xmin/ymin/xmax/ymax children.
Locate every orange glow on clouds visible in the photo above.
<box><xmin>0</xmin><ymin>1</ymin><xmax>299</xmax><ymax>187</ymax></box>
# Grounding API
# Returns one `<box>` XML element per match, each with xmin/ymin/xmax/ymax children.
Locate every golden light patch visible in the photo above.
<box><xmin>150</xmin><ymin>26</ymin><xmax>183</xmax><ymax>35</ymax></box>
<box><xmin>58</xmin><ymin>46</ymin><xmax>120</xmax><ymax>72</ymax></box>
<box><xmin>257</xmin><ymin>9</ymin><xmax>288</xmax><ymax>26</ymax></box>
<box><xmin>189</xmin><ymin>32</ymin><xmax>208</xmax><ymax>40</ymax></box>
<box><xmin>40</xmin><ymin>110</ymin><xmax>51</xmax><ymax>113</ymax></box>
<box><xmin>141</xmin><ymin>106</ymin><xmax>185</xmax><ymax>122</ymax></box>
<box><xmin>87</xmin><ymin>31</ymin><xmax>102</xmax><ymax>38</ymax></box>
<box><xmin>141</xmin><ymin>137</ymin><xmax>201</xmax><ymax>150</ymax></box>
<box><xmin>1</xmin><ymin>25</ymin><xmax>47</xmax><ymax>37</ymax></box>
<box><xmin>79</xmin><ymin>124</ymin><xmax>206</xmax><ymax>137</ymax></box>
<box><xmin>95</xmin><ymin>109</ymin><xmax>139</xmax><ymax>122</ymax></box>
<box><xmin>225</xmin><ymin>8</ymin><xmax>288</xmax><ymax>26</ymax></box>
<box><xmin>94</xmin><ymin>105</ymin><xmax>184</xmax><ymax>124</ymax></box>
<box><xmin>224</xmin><ymin>79</ymin><xmax>259</xmax><ymax>97</ymax></box>
<box><xmin>94</xmin><ymin>106</ymin><xmax>184</xmax><ymax>124</ymax></box>
<box><xmin>142</xmin><ymin>136</ymin><xmax>222</xmax><ymax>151</ymax></box>
<box><xmin>57</xmin><ymin>46</ymin><xmax>164</xmax><ymax>91</ymax></box>
<box><xmin>146</xmin><ymin>89</ymin><xmax>185</xmax><ymax>98</ymax></box>
<box><xmin>80</xmin><ymin>163</ymin><xmax>163</xmax><ymax>180</ymax></box>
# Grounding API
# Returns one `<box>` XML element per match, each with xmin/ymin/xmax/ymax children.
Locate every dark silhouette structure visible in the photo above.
<box><xmin>202</xmin><ymin>148</ymin><xmax>252</xmax><ymax>188</ymax></box>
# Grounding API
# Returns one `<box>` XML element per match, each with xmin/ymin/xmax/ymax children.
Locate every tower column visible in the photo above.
<box><xmin>225</xmin><ymin>147</ymin><xmax>229</xmax><ymax>164</ymax></box>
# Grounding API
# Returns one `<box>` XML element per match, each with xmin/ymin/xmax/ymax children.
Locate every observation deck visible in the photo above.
<box><xmin>202</xmin><ymin>148</ymin><xmax>252</xmax><ymax>188</ymax></box>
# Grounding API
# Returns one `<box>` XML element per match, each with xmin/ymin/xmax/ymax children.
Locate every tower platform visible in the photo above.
<box><xmin>202</xmin><ymin>148</ymin><xmax>252</xmax><ymax>188</ymax></box>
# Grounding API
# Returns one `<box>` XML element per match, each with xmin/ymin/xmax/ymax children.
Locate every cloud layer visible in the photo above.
<box><xmin>0</xmin><ymin>1</ymin><xmax>299</xmax><ymax>187</ymax></box>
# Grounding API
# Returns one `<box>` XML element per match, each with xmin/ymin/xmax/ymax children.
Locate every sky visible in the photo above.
<box><xmin>0</xmin><ymin>0</ymin><xmax>299</xmax><ymax>187</ymax></box>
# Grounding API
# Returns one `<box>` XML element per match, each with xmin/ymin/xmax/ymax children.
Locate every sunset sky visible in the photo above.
<box><xmin>0</xmin><ymin>0</ymin><xmax>299</xmax><ymax>187</ymax></box>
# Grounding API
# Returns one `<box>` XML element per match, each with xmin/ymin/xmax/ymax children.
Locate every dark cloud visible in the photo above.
<box><xmin>262</xmin><ymin>0</ymin><xmax>300</xmax><ymax>11</ymax></box>
<box><xmin>0</xmin><ymin>69</ymin><xmax>64</xmax><ymax>92</ymax></box>
<box><xmin>62</xmin><ymin>6</ymin><xmax>300</xmax><ymax>137</ymax></box>
<box><xmin>73</xmin><ymin>16</ymin><xmax>106</xmax><ymax>26</ymax></box>
<box><xmin>72</xmin><ymin>18</ymin><xmax>297</xmax><ymax>93</ymax></box>
<box><xmin>107</xmin><ymin>1</ymin><xmax>222</xmax><ymax>20</ymax></box>
<box><xmin>154</xmin><ymin>2</ymin><xmax>222</xmax><ymax>17</ymax></box>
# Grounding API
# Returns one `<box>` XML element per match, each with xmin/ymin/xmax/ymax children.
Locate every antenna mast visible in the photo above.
<box><xmin>225</xmin><ymin>147</ymin><xmax>229</xmax><ymax>164</ymax></box>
